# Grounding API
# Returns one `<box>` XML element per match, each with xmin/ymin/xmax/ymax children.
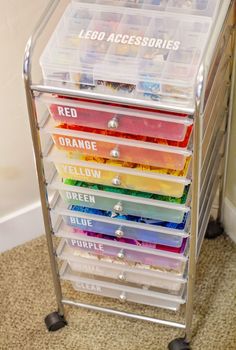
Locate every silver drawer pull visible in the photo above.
<box><xmin>118</xmin><ymin>273</ymin><xmax>126</xmax><ymax>281</ymax></box>
<box><xmin>113</xmin><ymin>202</ymin><xmax>123</xmax><ymax>213</ymax></box>
<box><xmin>108</xmin><ymin>117</ymin><xmax>119</xmax><ymax>129</ymax></box>
<box><xmin>115</xmin><ymin>229</ymin><xmax>124</xmax><ymax>238</ymax></box>
<box><xmin>110</xmin><ymin>149</ymin><xmax>120</xmax><ymax>159</ymax></box>
<box><xmin>117</xmin><ymin>249</ymin><xmax>125</xmax><ymax>260</ymax></box>
<box><xmin>119</xmin><ymin>292</ymin><xmax>127</xmax><ymax>302</ymax></box>
<box><xmin>112</xmin><ymin>176</ymin><xmax>121</xmax><ymax>186</ymax></box>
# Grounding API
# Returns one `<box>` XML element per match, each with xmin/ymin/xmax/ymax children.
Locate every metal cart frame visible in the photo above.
<box><xmin>23</xmin><ymin>1</ymin><xmax>236</xmax><ymax>348</ymax></box>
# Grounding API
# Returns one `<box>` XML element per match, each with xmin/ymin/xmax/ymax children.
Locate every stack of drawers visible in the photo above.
<box><xmin>35</xmin><ymin>0</ymin><xmax>234</xmax><ymax>314</ymax></box>
<box><xmin>40</xmin><ymin>92</ymin><xmax>192</xmax><ymax>311</ymax></box>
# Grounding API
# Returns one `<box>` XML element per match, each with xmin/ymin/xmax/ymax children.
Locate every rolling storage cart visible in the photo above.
<box><xmin>24</xmin><ymin>1</ymin><xmax>236</xmax><ymax>349</ymax></box>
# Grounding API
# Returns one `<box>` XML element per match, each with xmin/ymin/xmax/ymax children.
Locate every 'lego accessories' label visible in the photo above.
<box><xmin>78</xmin><ymin>29</ymin><xmax>181</xmax><ymax>51</ymax></box>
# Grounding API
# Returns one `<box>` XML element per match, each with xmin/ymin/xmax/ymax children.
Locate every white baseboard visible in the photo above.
<box><xmin>0</xmin><ymin>202</ymin><xmax>44</xmax><ymax>253</ymax></box>
<box><xmin>223</xmin><ymin>197</ymin><xmax>236</xmax><ymax>243</ymax></box>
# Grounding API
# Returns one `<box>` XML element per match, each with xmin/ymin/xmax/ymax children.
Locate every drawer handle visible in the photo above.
<box><xmin>110</xmin><ymin>149</ymin><xmax>120</xmax><ymax>159</ymax></box>
<box><xmin>118</xmin><ymin>272</ymin><xmax>126</xmax><ymax>281</ymax></box>
<box><xmin>112</xmin><ymin>176</ymin><xmax>121</xmax><ymax>186</ymax></box>
<box><xmin>119</xmin><ymin>292</ymin><xmax>127</xmax><ymax>302</ymax></box>
<box><xmin>108</xmin><ymin>117</ymin><xmax>119</xmax><ymax>129</ymax></box>
<box><xmin>113</xmin><ymin>202</ymin><xmax>123</xmax><ymax>213</ymax></box>
<box><xmin>117</xmin><ymin>249</ymin><xmax>125</xmax><ymax>260</ymax></box>
<box><xmin>115</xmin><ymin>228</ymin><xmax>124</xmax><ymax>238</ymax></box>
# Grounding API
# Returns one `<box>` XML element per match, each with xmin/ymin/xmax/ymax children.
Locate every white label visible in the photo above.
<box><xmin>66</xmin><ymin>191</ymin><xmax>96</xmax><ymax>204</ymax></box>
<box><xmin>62</xmin><ymin>165</ymin><xmax>101</xmax><ymax>179</ymax></box>
<box><xmin>76</xmin><ymin>282</ymin><xmax>102</xmax><ymax>292</ymax></box>
<box><xmin>58</xmin><ymin>136</ymin><xmax>97</xmax><ymax>151</ymax></box>
<box><xmin>70</xmin><ymin>239</ymin><xmax>104</xmax><ymax>252</ymax></box>
<box><xmin>79</xmin><ymin>29</ymin><xmax>181</xmax><ymax>51</ymax></box>
<box><xmin>57</xmin><ymin>106</ymin><xmax>77</xmax><ymax>118</ymax></box>
<box><xmin>70</xmin><ymin>217</ymin><xmax>93</xmax><ymax>227</ymax></box>
<box><xmin>79</xmin><ymin>264</ymin><xmax>103</xmax><ymax>274</ymax></box>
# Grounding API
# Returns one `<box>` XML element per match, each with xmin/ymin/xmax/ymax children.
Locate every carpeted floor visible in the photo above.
<box><xmin>0</xmin><ymin>234</ymin><xmax>236</xmax><ymax>350</ymax></box>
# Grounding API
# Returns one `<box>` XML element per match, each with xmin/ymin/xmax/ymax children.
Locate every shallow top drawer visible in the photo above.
<box><xmin>39</xmin><ymin>0</ymin><xmax>222</xmax><ymax>107</ymax></box>
<box><xmin>39</xmin><ymin>95</ymin><xmax>193</xmax><ymax>142</ymax></box>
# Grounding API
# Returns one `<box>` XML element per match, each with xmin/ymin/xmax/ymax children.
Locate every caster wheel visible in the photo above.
<box><xmin>168</xmin><ymin>338</ymin><xmax>191</xmax><ymax>350</ymax></box>
<box><xmin>45</xmin><ymin>311</ymin><xmax>67</xmax><ymax>332</ymax></box>
<box><xmin>205</xmin><ymin>218</ymin><xmax>224</xmax><ymax>240</ymax></box>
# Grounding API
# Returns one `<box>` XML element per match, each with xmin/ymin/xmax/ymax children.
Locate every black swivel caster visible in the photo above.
<box><xmin>168</xmin><ymin>337</ymin><xmax>191</xmax><ymax>350</ymax></box>
<box><xmin>45</xmin><ymin>311</ymin><xmax>67</xmax><ymax>332</ymax></box>
<box><xmin>205</xmin><ymin>218</ymin><xmax>224</xmax><ymax>240</ymax></box>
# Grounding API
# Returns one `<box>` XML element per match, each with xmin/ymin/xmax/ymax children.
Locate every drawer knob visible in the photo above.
<box><xmin>117</xmin><ymin>249</ymin><xmax>125</xmax><ymax>260</ymax></box>
<box><xmin>113</xmin><ymin>202</ymin><xmax>123</xmax><ymax>213</ymax></box>
<box><xmin>108</xmin><ymin>117</ymin><xmax>119</xmax><ymax>129</ymax></box>
<box><xmin>115</xmin><ymin>229</ymin><xmax>124</xmax><ymax>238</ymax></box>
<box><xmin>112</xmin><ymin>176</ymin><xmax>121</xmax><ymax>186</ymax></box>
<box><xmin>119</xmin><ymin>292</ymin><xmax>127</xmax><ymax>302</ymax></box>
<box><xmin>110</xmin><ymin>149</ymin><xmax>120</xmax><ymax>159</ymax></box>
<box><xmin>118</xmin><ymin>272</ymin><xmax>126</xmax><ymax>281</ymax></box>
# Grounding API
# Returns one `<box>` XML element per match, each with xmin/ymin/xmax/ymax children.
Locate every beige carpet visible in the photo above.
<box><xmin>0</xmin><ymin>234</ymin><xmax>236</xmax><ymax>350</ymax></box>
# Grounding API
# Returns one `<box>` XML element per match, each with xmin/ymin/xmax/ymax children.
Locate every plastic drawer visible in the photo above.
<box><xmin>69</xmin><ymin>260</ymin><xmax>184</xmax><ymax>292</ymax></box>
<box><xmin>54</xmin><ymin>161</ymin><xmax>189</xmax><ymax>197</ymax></box>
<box><xmin>60</xmin><ymin>262</ymin><xmax>185</xmax><ymax>311</ymax></box>
<box><xmin>54</xmin><ymin>228</ymin><xmax>188</xmax><ymax>273</ymax></box>
<box><xmin>57</xmin><ymin>236</ymin><xmax>187</xmax><ymax>275</ymax></box>
<box><xmin>57</xmin><ymin>241</ymin><xmax>187</xmax><ymax>291</ymax></box>
<box><xmin>53</xmin><ymin>203</ymin><xmax>189</xmax><ymax>247</ymax></box>
<box><xmin>41</xmin><ymin>95</ymin><xmax>192</xmax><ymax>142</ymax></box>
<box><xmin>46</xmin><ymin>148</ymin><xmax>191</xmax><ymax>198</ymax></box>
<box><xmin>67</xmin><ymin>230</ymin><xmax>187</xmax><ymax>254</ymax></box>
<box><xmin>51</xmin><ymin>179</ymin><xmax>190</xmax><ymax>224</ymax></box>
<box><xmin>55</xmin><ymin>202</ymin><xmax>189</xmax><ymax>248</ymax></box>
<box><xmin>49</xmin><ymin>125</ymin><xmax>192</xmax><ymax>170</ymax></box>
<box><xmin>72</xmin><ymin>280</ymin><xmax>183</xmax><ymax>310</ymax></box>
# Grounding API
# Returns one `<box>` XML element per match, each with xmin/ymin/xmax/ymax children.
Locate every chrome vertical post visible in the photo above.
<box><xmin>184</xmin><ymin>66</ymin><xmax>205</xmax><ymax>343</ymax></box>
<box><xmin>23</xmin><ymin>0</ymin><xmax>64</xmax><ymax>316</ymax></box>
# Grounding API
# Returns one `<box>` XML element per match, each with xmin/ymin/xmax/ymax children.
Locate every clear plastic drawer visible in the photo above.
<box><xmin>52</xmin><ymin>199</ymin><xmax>189</xmax><ymax>247</ymax></box>
<box><xmin>41</xmin><ymin>95</ymin><xmax>193</xmax><ymax>142</ymax></box>
<box><xmin>57</xmin><ymin>240</ymin><xmax>187</xmax><ymax>292</ymax></box>
<box><xmin>46</xmin><ymin>147</ymin><xmax>191</xmax><ymax>198</ymax></box>
<box><xmin>54</xmin><ymin>224</ymin><xmax>188</xmax><ymax>273</ymax></box>
<box><xmin>47</xmin><ymin>123</ymin><xmax>192</xmax><ymax>170</ymax></box>
<box><xmin>50</xmin><ymin>178</ymin><xmax>190</xmax><ymax>224</ymax></box>
<box><xmin>60</xmin><ymin>261</ymin><xmax>186</xmax><ymax>311</ymax></box>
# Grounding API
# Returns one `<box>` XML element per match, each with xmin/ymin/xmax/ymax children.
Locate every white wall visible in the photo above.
<box><xmin>0</xmin><ymin>0</ymin><xmax>48</xmax><ymax>251</ymax></box>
